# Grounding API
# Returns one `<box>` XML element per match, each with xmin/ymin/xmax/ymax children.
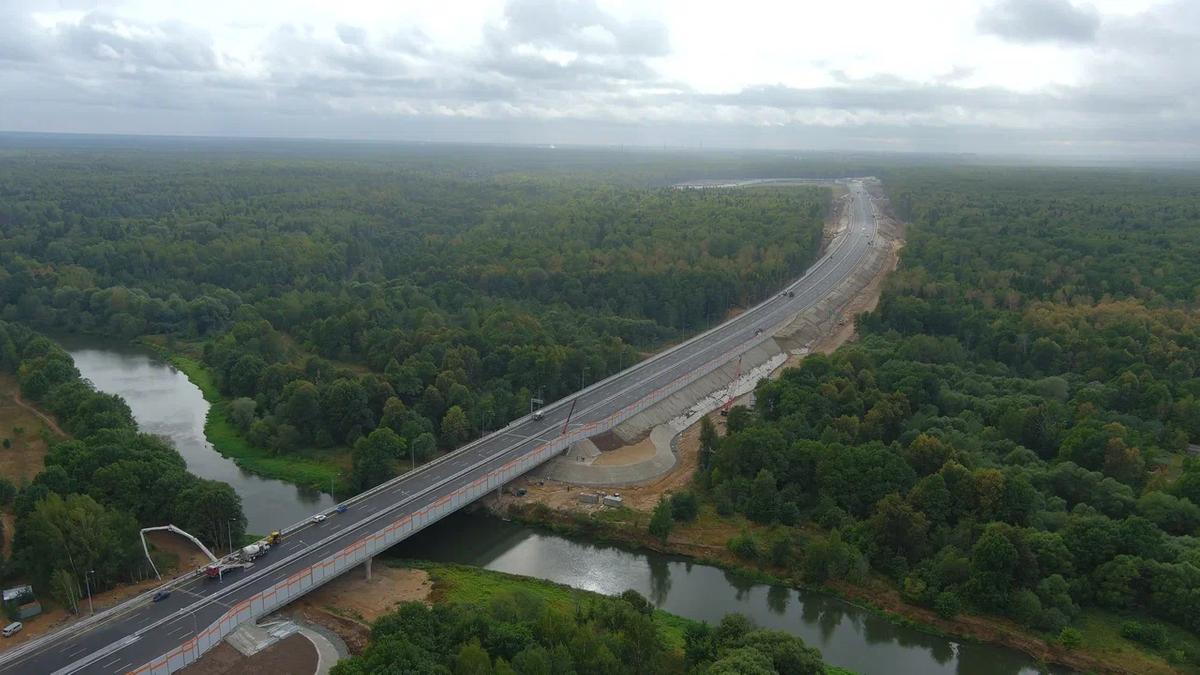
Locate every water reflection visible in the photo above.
<box><xmin>766</xmin><ymin>585</ymin><xmax>789</xmax><ymax>615</ymax></box>
<box><xmin>61</xmin><ymin>341</ymin><xmax>335</xmax><ymax>533</ymax></box>
<box><xmin>395</xmin><ymin>513</ymin><xmax>1053</xmax><ymax>675</ymax></box>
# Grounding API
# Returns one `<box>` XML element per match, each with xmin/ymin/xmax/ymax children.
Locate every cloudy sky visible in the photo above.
<box><xmin>1</xmin><ymin>0</ymin><xmax>1197</xmax><ymax>157</ymax></box>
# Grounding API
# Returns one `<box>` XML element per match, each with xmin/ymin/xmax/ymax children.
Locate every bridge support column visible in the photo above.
<box><xmin>364</xmin><ymin>555</ymin><xmax>373</xmax><ymax>581</ymax></box>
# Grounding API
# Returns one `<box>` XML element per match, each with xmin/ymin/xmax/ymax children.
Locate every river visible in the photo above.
<box><xmin>395</xmin><ymin>513</ymin><xmax>1050</xmax><ymax>675</ymax></box>
<box><xmin>65</xmin><ymin>341</ymin><xmax>1049</xmax><ymax>674</ymax></box>
<box><xmin>62</xmin><ymin>340</ymin><xmax>335</xmax><ymax>534</ymax></box>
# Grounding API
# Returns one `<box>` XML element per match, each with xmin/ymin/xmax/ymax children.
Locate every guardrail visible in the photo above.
<box><xmin>123</xmin><ymin>185</ymin><xmax>879</xmax><ymax>675</ymax></box>
<box><xmin>3</xmin><ymin>181</ymin><xmax>875</xmax><ymax>674</ymax></box>
<box><xmin>126</xmin><ymin>229</ymin><xmax>873</xmax><ymax>674</ymax></box>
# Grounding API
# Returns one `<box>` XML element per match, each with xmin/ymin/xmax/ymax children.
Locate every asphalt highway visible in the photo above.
<box><xmin>0</xmin><ymin>180</ymin><xmax>879</xmax><ymax>675</ymax></box>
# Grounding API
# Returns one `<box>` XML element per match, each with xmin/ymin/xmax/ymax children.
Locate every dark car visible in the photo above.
<box><xmin>152</xmin><ymin>590</ymin><xmax>171</xmax><ymax>603</ymax></box>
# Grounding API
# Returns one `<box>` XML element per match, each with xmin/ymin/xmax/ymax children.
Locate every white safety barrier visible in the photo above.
<box><xmin>125</xmin><ymin>220</ymin><xmax>872</xmax><ymax>674</ymax></box>
<box><xmin>4</xmin><ymin>181</ymin><xmax>877</xmax><ymax>675</ymax></box>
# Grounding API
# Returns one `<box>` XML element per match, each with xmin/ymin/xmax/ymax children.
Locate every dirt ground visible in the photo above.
<box><xmin>180</xmin><ymin>633</ymin><xmax>317</xmax><ymax>675</ymax></box>
<box><xmin>492</xmin><ymin>416</ymin><xmax>708</xmax><ymax>514</ymax></box>
<box><xmin>284</xmin><ymin>566</ymin><xmax>431</xmax><ymax>655</ymax></box>
<box><xmin>495</xmin><ymin>184</ymin><xmax>902</xmax><ymax>514</ymax></box>
<box><xmin>0</xmin><ymin>373</ymin><xmax>63</xmax><ymax>487</ymax></box>
<box><xmin>591</xmin><ymin>434</ymin><xmax>656</xmax><ymax>466</ymax></box>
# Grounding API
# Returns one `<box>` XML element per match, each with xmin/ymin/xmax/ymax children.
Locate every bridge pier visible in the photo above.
<box><xmin>363</xmin><ymin>555</ymin><xmax>373</xmax><ymax>581</ymax></box>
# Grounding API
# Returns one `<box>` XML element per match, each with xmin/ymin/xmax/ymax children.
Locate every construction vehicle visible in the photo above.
<box><xmin>267</xmin><ymin>531</ymin><xmax>281</xmax><ymax>545</ymax></box>
<box><xmin>204</xmin><ymin>560</ymin><xmax>251</xmax><ymax>580</ymax></box>
<box><xmin>239</xmin><ymin>542</ymin><xmax>269</xmax><ymax>561</ymax></box>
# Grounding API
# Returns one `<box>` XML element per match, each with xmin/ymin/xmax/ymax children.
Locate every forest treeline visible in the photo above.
<box><xmin>694</xmin><ymin>167</ymin><xmax>1200</xmax><ymax>666</ymax></box>
<box><xmin>0</xmin><ymin>150</ymin><xmax>827</xmax><ymax>491</ymax></box>
<box><xmin>0</xmin><ymin>320</ymin><xmax>245</xmax><ymax>612</ymax></box>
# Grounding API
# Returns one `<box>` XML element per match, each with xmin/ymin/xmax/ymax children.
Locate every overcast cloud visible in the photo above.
<box><xmin>0</xmin><ymin>0</ymin><xmax>1196</xmax><ymax>158</ymax></box>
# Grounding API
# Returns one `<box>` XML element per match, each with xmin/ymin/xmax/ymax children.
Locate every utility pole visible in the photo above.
<box><xmin>579</xmin><ymin>368</ymin><xmax>588</xmax><ymax>391</ymax></box>
<box><xmin>85</xmin><ymin>569</ymin><xmax>95</xmax><ymax>615</ymax></box>
<box><xmin>227</xmin><ymin>519</ymin><xmax>235</xmax><ymax>554</ymax></box>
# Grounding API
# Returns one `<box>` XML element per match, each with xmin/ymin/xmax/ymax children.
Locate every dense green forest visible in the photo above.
<box><xmin>332</xmin><ymin>586</ymin><xmax>828</xmax><ymax>675</ymax></box>
<box><xmin>0</xmin><ymin>320</ymin><xmax>245</xmax><ymax>610</ymax></box>
<box><xmin>0</xmin><ymin>145</ymin><xmax>827</xmax><ymax>492</ymax></box>
<box><xmin>699</xmin><ymin>168</ymin><xmax>1200</xmax><ymax>667</ymax></box>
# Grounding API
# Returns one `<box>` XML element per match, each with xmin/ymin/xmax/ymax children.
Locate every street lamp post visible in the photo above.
<box><xmin>227</xmin><ymin>519</ymin><xmax>235</xmax><ymax>554</ymax></box>
<box><xmin>331</xmin><ymin>472</ymin><xmax>341</xmax><ymax>499</ymax></box>
<box><xmin>84</xmin><ymin>569</ymin><xmax>95</xmax><ymax>615</ymax></box>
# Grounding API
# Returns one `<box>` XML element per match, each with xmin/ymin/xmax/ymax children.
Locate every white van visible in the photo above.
<box><xmin>2</xmin><ymin>622</ymin><xmax>22</xmax><ymax>638</ymax></box>
<box><xmin>532</xmin><ymin>409</ymin><xmax>545</xmax><ymax>421</ymax></box>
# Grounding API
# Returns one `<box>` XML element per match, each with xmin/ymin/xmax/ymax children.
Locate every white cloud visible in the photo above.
<box><xmin>0</xmin><ymin>0</ymin><xmax>1197</xmax><ymax>158</ymax></box>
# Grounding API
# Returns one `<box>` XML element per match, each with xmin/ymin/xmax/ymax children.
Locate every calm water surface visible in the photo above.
<box><xmin>62</xmin><ymin>340</ymin><xmax>1053</xmax><ymax>675</ymax></box>
<box><xmin>397</xmin><ymin>514</ymin><xmax>1056</xmax><ymax>675</ymax></box>
<box><xmin>62</xmin><ymin>340</ymin><xmax>334</xmax><ymax>533</ymax></box>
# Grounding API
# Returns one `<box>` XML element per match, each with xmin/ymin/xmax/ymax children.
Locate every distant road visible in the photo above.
<box><xmin>0</xmin><ymin>180</ymin><xmax>881</xmax><ymax>675</ymax></box>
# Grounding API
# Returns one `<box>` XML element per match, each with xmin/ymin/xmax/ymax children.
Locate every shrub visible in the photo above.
<box><xmin>728</xmin><ymin>531</ymin><xmax>760</xmax><ymax>560</ymax></box>
<box><xmin>670</xmin><ymin>491</ymin><xmax>699</xmax><ymax>522</ymax></box>
<box><xmin>1120</xmin><ymin>620</ymin><xmax>1168</xmax><ymax>649</ymax></box>
<box><xmin>934</xmin><ymin>591</ymin><xmax>961</xmax><ymax>619</ymax></box>
<box><xmin>1057</xmin><ymin>627</ymin><xmax>1083</xmax><ymax>648</ymax></box>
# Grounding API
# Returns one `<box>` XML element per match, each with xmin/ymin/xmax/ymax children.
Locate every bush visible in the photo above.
<box><xmin>1036</xmin><ymin>608</ymin><xmax>1070</xmax><ymax>634</ymax></box>
<box><xmin>649</xmin><ymin>498</ymin><xmax>674</xmax><ymax>541</ymax></box>
<box><xmin>768</xmin><ymin>535</ymin><xmax>791</xmax><ymax>567</ymax></box>
<box><xmin>728</xmin><ymin>531</ymin><xmax>760</xmax><ymax>560</ymax></box>
<box><xmin>1010</xmin><ymin>589</ymin><xmax>1043</xmax><ymax>627</ymax></box>
<box><xmin>1120</xmin><ymin>620</ymin><xmax>1168</xmax><ymax>649</ymax></box>
<box><xmin>1057</xmin><ymin>627</ymin><xmax>1083</xmax><ymax>648</ymax></box>
<box><xmin>0</xmin><ymin>477</ymin><xmax>15</xmax><ymax>506</ymax></box>
<box><xmin>934</xmin><ymin>591</ymin><xmax>961</xmax><ymax>619</ymax></box>
<box><xmin>670</xmin><ymin>491</ymin><xmax>699</xmax><ymax>522</ymax></box>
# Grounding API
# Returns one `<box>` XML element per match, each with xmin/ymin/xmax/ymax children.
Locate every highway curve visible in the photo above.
<box><xmin>0</xmin><ymin>180</ymin><xmax>881</xmax><ymax>675</ymax></box>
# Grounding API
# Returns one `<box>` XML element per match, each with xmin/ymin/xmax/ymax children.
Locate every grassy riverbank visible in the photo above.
<box><xmin>139</xmin><ymin>341</ymin><xmax>348</xmax><ymax>493</ymax></box>
<box><xmin>500</xmin><ymin>501</ymin><xmax>1196</xmax><ymax>675</ymax></box>
<box><xmin>393</xmin><ymin>560</ymin><xmax>857</xmax><ymax>675</ymax></box>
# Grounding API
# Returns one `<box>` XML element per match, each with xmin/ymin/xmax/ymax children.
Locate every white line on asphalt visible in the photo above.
<box><xmin>100</xmin><ymin>656</ymin><xmax>122</xmax><ymax>668</ymax></box>
<box><xmin>112</xmin><ymin>661</ymin><xmax>132</xmax><ymax>673</ymax></box>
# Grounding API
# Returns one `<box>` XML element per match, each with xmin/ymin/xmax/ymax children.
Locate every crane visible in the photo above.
<box><xmin>139</xmin><ymin>525</ymin><xmax>218</xmax><ymax>580</ymax></box>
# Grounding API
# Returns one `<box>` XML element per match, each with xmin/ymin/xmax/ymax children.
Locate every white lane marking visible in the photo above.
<box><xmin>69</xmin><ymin>189</ymin><xmax>877</xmax><ymax>670</ymax></box>
<box><xmin>167</xmin><ymin>624</ymin><xmax>189</xmax><ymax>637</ymax></box>
<box><xmin>100</xmin><ymin>656</ymin><xmax>123</xmax><ymax>668</ymax></box>
<box><xmin>113</xmin><ymin>661</ymin><xmax>132</xmax><ymax>673</ymax></box>
<box><xmin>65</xmin><ymin>645</ymin><xmax>88</xmax><ymax>658</ymax></box>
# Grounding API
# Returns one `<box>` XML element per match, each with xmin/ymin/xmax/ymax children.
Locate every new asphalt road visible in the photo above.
<box><xmin>0</xmin><ymin>180</ymin><xmax>880</xmax><ymax>675</ymax></box>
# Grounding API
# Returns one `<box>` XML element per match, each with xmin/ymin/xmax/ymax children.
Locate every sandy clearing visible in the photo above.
<box><xmin>504</xmin><ymin>183</ymin><xmax>902</xmax><ymax>514</ymax></box>
<box><xmin>283</xmin><ymin>566</ymin><xmax>432</xmax><ymax>654</ymax></box>
<box><xmin>180</xmin><ymin>632</ymin><xmax>317</xmax><ymax>675</ymax></box>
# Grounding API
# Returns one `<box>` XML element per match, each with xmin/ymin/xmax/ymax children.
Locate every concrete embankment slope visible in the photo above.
<box><xmin>537</xmin><ymin>182</ymin><xmax>900</xmax><ymax>486</ymax></box>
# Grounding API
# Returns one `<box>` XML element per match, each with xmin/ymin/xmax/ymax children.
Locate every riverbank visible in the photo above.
<box><xmin>493</xmin><ymin>501</ymin><xmax>1184</xmax><ymax>675</ymax></box>
<box><xmin>138</xmin><ymin>341</ymin><xmax>347</xmax><ymax>493</ymax></box>
<box><xmin>290</xmin><ymin>559</ymin><xmax>856</xmax><ymax>674</ymax></box>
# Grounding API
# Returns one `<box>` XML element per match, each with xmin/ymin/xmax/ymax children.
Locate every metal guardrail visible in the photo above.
<box><xmin>126</xmin><ymin>207</ymin><xmax>878</xmax><ymax>673</ymax></box>
<box><xmin>2</xmin><ymin>180</ymin><xmax>876</xmax><ymax>673</ymax></box>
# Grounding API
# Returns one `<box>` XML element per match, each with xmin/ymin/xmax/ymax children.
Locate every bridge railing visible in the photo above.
<box><xmin>1</xmin><ymin>181</ymin><xmax>872</xmax><ymax>673</ymax></box>
<box><xmin>124</xmin><ymin>221</ymin><xmax>872</xmax><ymax>674</ymax></box>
